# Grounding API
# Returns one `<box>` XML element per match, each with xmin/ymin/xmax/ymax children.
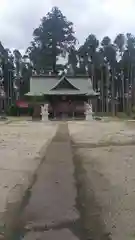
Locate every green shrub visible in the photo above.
<box><xmin>132</xmin><ymin>106</ymin><xmax>135</xmax><ymax>113</ymax></box>
<box><xmin>116</xmin><ymin>112</ymin><xmax>128</xmax><ymax>118</ymax></box>
<box><xmin>7</xmin><ymin>103</ymin><xmax>34</xmax><ymax>116</ymax></box>
<box><xmin>7</xmin><ymin>105</ymin><xmax>18</xmax><ymax>116</ymax></box>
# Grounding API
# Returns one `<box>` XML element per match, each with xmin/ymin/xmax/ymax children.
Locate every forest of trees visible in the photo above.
<box><xmin>1</xmin><ymin>6</ymin><xmax>135</xmax><ymax>115</ymax></box>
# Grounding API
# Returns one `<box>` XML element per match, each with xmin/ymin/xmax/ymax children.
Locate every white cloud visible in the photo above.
<box><xmin>0</xmin><ymin>0</ymin><xmax>135</xmax><ymax>50</ymax></box>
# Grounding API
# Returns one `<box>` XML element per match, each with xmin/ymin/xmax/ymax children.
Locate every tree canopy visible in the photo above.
<box><xmin>28</xmin><ymin>7</ymin><xmax>76</xmax><ymax>73</ymax></box>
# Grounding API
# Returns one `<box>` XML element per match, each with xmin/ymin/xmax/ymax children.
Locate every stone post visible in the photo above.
<box><xmin>41</xmin><ymin>104</ymin><xmax>49</xmax><ymax>121</ymax></box>
<box><xmin>85</xmin><ymin>101</ymin><xmax>93</xmax><ymax>121</ymax></box>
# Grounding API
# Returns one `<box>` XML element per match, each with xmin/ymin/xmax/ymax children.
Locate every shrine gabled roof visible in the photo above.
<box><xmin>50</xmin><ymin>76</ymin><xmax>79</xmax><ymax>91</ymax></box>
<box><xmin>26</xmin><ymin>75</ymin><xmax>98</xmax><ymax>96</ymax></box>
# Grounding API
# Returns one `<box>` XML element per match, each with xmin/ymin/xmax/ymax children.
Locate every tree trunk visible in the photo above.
<box><xmin>111</xmin><ymin>68</ymin><xmax>115</xmax><ymax>116</ymax></box>
<box><xmin>91</xmin><ymin>63</ymin><xmax>94</xmax><ymax>89</ymax></box>
<box><xmin>101</xmin><ymin>67</ymin><xmax>104</xmax><ymax>115</ymax></box>
<box><xmin>132</xmin><ymin>65</ymin><xmax>135</xmax><ymax>107</ymax></box>
<box><xmin>121</xmin><ymin>70</ymin><xmax>125</xmax><ymax>112</ymax></box>
<box><xmin>106</xmin><ymin>65</ymin><xmax>109</xmax><ymax>114</ymax></box>
<box><xmin>52</xmin><ymin>55</ymin><xmax>57</xmax><ymax>73</ymax></box>
<box><xmin>126</xmin><ymin>63</ymin><xmax>130</xmax><ymax>114</ymax></box>
<box><xmin>120</xmin><ymin>52</ymin><xmax>125</xmax><ymax>113</ymax></box>
<box><xmin>52</xmin><ymin>42</ymin><xmax>57</xmax><ymax>74</ymax></box>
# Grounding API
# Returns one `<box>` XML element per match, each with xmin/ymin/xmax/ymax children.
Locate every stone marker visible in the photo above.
<box><xmin>41</xmin><ymin>104</ymin><xmax>48</xmax><ymax>121</ymax></box>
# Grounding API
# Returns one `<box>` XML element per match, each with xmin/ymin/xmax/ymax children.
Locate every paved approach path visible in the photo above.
<box><xmin>21</xmin><ymin>123</ymin><xmax>80</xmax><ymax>240</ymax></box>
<box><xmin>11</xmin><ymin>120</ymin><xmax>135</xmax><ymax>240</ymax></box>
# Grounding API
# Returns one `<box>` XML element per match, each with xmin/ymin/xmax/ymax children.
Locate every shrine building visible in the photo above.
<box><xmin>25</xmin><ymin>74</ymin><xmax>98</xmax><ymax>120</ymax></box>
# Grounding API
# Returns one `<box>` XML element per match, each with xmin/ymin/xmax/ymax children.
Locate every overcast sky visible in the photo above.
<box><xmin>0</xmin><ymin>0</ymin><xmax>135</xmax><ymax>52</ymax></box>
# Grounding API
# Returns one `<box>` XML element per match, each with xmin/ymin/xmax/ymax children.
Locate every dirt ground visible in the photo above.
<box><xmin>69</xmin><ymin>120</ymin><xmax>135</xmax><ymax>240</ymax></box>
<box><xmin>1</xmin><ymin>119</ymin><xmax>135</xmax><ymax>239</ymax></box>
<box><xmin>0</xmin><ymin>120</ymin><xmax>57</xmax><ymax>237</ymax></box>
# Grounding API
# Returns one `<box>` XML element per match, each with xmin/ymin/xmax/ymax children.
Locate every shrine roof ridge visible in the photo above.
<box><xmin>32</xmin><ymin>74</ymin><xmax>89</xmax><ymax>79</ymax></box>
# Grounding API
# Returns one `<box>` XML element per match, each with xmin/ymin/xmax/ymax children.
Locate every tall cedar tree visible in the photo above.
<box><xmin>29</xmin><ymin>7</ymin><xmax>76</xmax><ymax>73</ymax></box>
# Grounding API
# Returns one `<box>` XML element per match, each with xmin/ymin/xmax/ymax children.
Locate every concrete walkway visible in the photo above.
<box><xmin>21</xmin><ymin>123</ymin><xmax>80</xmax><ymax>240</ymax></box>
